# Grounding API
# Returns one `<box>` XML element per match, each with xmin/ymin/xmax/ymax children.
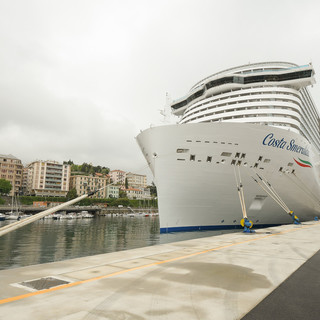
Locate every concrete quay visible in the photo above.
<box><xmin>0</xmin><ymin>221</ymin><xmax>320</xmax><ymax>319</ymax></box>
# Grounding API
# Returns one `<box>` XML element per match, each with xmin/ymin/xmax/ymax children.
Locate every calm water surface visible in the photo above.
<box><xmin>0</xmin><ymin>216</ymin><xmax>239</xmax><ymax>270</ymax></box>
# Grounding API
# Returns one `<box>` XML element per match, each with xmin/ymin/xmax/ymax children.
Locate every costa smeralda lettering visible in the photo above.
<box><xmin>262</xmin><ymin>133</ymin><xmax>309</xmax><ymax>156</ymax></box>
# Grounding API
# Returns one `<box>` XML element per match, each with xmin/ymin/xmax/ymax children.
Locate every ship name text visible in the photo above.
<box><xmin>262</xmin><ymin>133</ymin><xmax>309</xmax><ymax>156</ymax></box>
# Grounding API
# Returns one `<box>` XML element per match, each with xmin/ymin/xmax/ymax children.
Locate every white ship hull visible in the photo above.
<box><xmin>137</xmin><ymin>123</ymin><xmax>320</xmax><ymax>232</ymax></box>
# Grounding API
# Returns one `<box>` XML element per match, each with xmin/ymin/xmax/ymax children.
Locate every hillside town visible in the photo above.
<box><xmin>0</xmin><ymin>154</ymin><xmax>153</xmax><ymax>201</ymax></box>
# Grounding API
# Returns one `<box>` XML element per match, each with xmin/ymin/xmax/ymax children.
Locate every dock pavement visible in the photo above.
<box><xmin>1</xmin><ymin>221</ymin><xmax>320</xmax><ymax>319</ymax></box>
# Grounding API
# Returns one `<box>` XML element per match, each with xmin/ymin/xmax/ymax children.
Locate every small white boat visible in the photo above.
<box><xmin>81</xmin><ymin>213</ymin><xmax>94</xmax><ymax>218</ymax></box>
<box><xmin>67</xmin><ymin>213</ymin><xmax>77</xmax><ymax>219</ymax></box>
<box><xmin>6</xmin><ymin>193</ymin><xmax>25</xmax><ymax>220</ymax></box>
<box><xmin>5</xmin><ymin>211</ymin><xmax>23</xmax><ymax>220</ymax></box>
<box><xmin>0</xmin><ymin>213</ymin><xmax>6</xmax><ymax>221</ymax></box>
<box><xmin>52</xmin><ymin>213</ymin><xmax>62</xmax><ymax>220</ymax></box>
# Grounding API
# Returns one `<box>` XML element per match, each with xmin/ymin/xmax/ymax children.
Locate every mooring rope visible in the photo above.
<box><xmin>246</xmin><ymin>167</ymin><xmax>300</xmax><ymax>223</ymax></box>
<box><xmin>233</xmin><ymin>165</ymin><xmax>247</xmax><ymax>219</ymax></box>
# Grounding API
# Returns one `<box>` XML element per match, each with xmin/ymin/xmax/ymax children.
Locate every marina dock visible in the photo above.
<box><xmin>1</xmin><ymin>221</ymin><xmax>320</xmax><ymax>319</ymax></box>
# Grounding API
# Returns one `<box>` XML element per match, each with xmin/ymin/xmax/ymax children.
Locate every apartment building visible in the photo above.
<box><xmin>106</xmin><ymin>184</ymin><xmax>120</xmax><ymax>198</ymax></box>
<box><xmin>126</xmin><ymin>172</ymin><xmax>147</xmax><ymax>189</ymax></box>
<box><xmin>25</xmin><ymin>160</ymin><xmax>70</xmax><ymax>197</ymax></box>
<box><xmin>125</xmin><ymin>187</ymin><xmax>151</xmax><ymax>200</ymax></box>
<box><xmin>69</xmin><ymin>174</ymin><xmax>108</xmax><ymax>199</ymax></box>
<box><xmin>0</xmin><ymin>154</ymin><xmax>23</xmax><ymax>196</ymax></box>
<box><xmin>109</xmin><ymin>169</ymin><xmax>126</xmax><ymax>185</ymax></box>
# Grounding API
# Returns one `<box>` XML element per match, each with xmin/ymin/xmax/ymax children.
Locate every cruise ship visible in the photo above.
<box><xmin>137</xmin><ymin>62</ymin><xmax>320</xmax><ymax>232</ymax></box>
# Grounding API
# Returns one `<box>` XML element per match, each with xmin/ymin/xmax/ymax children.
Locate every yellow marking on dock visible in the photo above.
<box><xmin>0</xmin><ymin>223</ymin><xmax>314</xmax><ymax>305</ymax></box>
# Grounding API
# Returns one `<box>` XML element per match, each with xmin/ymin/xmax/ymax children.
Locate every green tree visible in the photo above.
<box><xmin>125</xmin><ymin>178</ymin><xmax>129</xmax><ymax>189</ymax></box>
<box><xmin>101</xmin><ymin>168</ymin><xmax>109</xmax><ymax>174</ymax></box>
<box><xmin>66</xmin><ymin>188</ymin><xmax>78</xmax><ymax>200</ymax></box>
<box><xmin>70</xmin><ymin>164</ymin><xmax>79</xmax><ymax>172</ymax></box>
<box><xmin>67</xmin><ymin>161</ymin><xmax>110</xmax><ymax>175</ymax></box>
<box><xmin>149</xmin><ymin>181</ymin><xmax>157</xmax><ymax>197</ymax></box>
<box><xmin>119</xmin><ymin>189</ymin><xmax>127</xmax><ymax>198</ymax></box>
<box><xmin>64</xmin><ymin>160</ymin><xmax>74</xmax><ymax>165</ymax></box>
<box><xmin>0</xmin><ymin>179</ymin><xmax>12</xmax><ymax>195</ymax></box>
<box><xmin>114</xmin><ymin>198</ymin><xmax>129</xmax><ymax>206</ymax></box>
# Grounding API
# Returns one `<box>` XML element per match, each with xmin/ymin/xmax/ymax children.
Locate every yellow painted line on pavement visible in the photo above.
<box><xmin>0</xmin><ymin>223</ymin><xmax>316</xmax><ymax>305</ymax></box>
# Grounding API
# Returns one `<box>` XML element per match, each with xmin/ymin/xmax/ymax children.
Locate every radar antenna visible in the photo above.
<box><xmin>159</xmin><ymin>92</ymin><xmax>172</xmax><ymax>123</ymax></box>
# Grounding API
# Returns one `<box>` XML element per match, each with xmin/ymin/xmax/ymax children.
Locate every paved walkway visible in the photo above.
<box><xmin>0</xmin><ymin>221</ymin><xmax>320</xmax><ymax>319</ymax></box>
<box><xmin>242</xmin><ymin>248</ymin><xmax>320</xmax><ymax>320</ymax></box>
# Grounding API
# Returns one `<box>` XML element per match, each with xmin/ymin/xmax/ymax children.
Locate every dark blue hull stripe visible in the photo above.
<box><xmin>160</xmin><ymin>223</ymin><xmax>283</xmax><ymax>233</ymax></box>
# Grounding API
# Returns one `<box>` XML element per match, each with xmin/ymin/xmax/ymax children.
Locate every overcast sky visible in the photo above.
<box><xmin>1</xmin><ymin>0</ymin><xmax>320</xmax><ymax>181</ymax></box>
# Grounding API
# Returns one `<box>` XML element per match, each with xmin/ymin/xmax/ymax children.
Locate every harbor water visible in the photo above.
<box><xmin>0</xmin><ymin>215</ymin><xmax>239</xmax><ymax>270</ymax></box>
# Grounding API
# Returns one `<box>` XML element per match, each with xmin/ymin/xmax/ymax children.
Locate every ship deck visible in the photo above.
<box><xmin>1</xmin><ymin>221</ymin><xmax>320</xmax><ymax>319</ymax></box>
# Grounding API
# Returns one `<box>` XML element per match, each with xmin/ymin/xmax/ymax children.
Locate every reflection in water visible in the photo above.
<box><xmin>0</xmin><ymin>216</ymin><xmax>239</xmax><ymax>270</ymax></box>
